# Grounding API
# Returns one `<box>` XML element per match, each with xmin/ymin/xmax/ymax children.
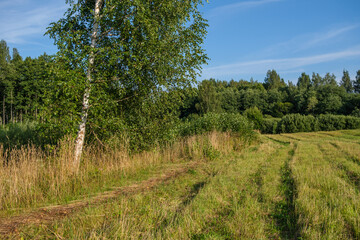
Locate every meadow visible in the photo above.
<box><xmin>0</xmin><ymin>129</ymin><xmax>359</xmax><ymax>239</ymax></box>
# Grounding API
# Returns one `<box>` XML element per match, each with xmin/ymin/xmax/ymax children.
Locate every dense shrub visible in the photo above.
<box><xmin>261</xmin><ymin>118</ymin><xmax>281</xmax><ymax>134</ymax></box>
<box><xmin>243</xmin><ymin>107</ymin><xmax>263</xmax><ymax>130</ymax></box>
<box><xmin>317</xmin><ymin>114</ymin><xmax>345</xmax><ymax>131</ymax></box>
<box><xmin>261</xmin><ymin>114</ymin><xmax>360</xmax><ymax>134</ymax></box>
<box><xmin>179</xmin><ymin>113</ymin><xmax>256</xmax><ymax>142</ymax></box>
<box><xmin>278</xmin><ymin>114</ymin><xmax>319</xmax><ymax>133</ymax></box>
<box><xmin>345</xmin><ymin>115</ymin><xmax>360</xmax><ymax>129</ymax></box>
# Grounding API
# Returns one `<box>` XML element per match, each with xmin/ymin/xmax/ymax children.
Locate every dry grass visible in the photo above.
<box><xmin>0</xmin><ymin>132</ymin><xmax>242</xmax><ymax>217</ymax></box>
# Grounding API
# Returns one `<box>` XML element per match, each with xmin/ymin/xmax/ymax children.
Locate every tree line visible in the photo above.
<box><xmin>1</xmin><ymin>38</ymin><xmax>360</xmax><ymax>137</ymax></box>
<box><xmin>1</xmin><ymin>38</ymin><xmax>360</xmax><ymax>138</ymax></box>
<box><xmin>180</xmin><ymin>69</ymin><xmax>360</xmax><ymax>119</ymax></box>
<box><xmin>0</xmin><ymin>40</ymin><xmax>50</xmax><ymax>125</ymax></box>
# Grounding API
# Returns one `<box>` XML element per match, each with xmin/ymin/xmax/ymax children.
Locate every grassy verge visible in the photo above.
<box><xmin>0</xmin><ymin>132</ymin><xmax>248</xmax><ymax>218</ymax></box>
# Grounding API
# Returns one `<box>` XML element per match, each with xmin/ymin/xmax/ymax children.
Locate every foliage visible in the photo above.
<box><xmin>317</xmin><ymin>114</ymin><xmax>360</xmax><ymax>131</ymax></box>
<box><xmin>341</xmin><ymin>70</ymin><xmax>353</xmax><ymax>93</ymax></box>
<box><xmin>2</xmin><ymin>36</ymin><xmax>360</xmax><ymax>150</ymax></box>
<box><xmin>261</xmin><ymin>118</ymin><xmax>281</xmax><ymax>134</ymax></box>
<box><xmin>264</xmin><ymin>69</ymin><xmax>286</xmax><ymax>90</ymax></box>
<box><xmin>176</xmin><ymin>69</ymin><xmax>359</xmax><ymax>120</ymax></box>
<box><xmin>260</xmin><ymin>114</ymin><xmax>360</xmax><ymax>134</ymax></box>
<box><xmin>196</xmin><ymin>79</ymin><xmax>222</xmax><ymax>114</ymax></box>
<box><xmin>277</xmin><ymin>114</ymin><xmax>319</xmax><ymax>133</ymax></box>
<box><xmin>0</xmin><ymin>122</ymin><xmax>39</xmax><ymax>150</ymax></box>
<box><xmin>42</xmin><ymin>0</ymin><xmax>209</xmax><ymax>152</ymax></box>
<box><xmin>354</xmin><ymin>70</ymin><xmax>360</xmax><ymax>93</ymax></box>
<box><xmin>179</xmin><ymin>112</ymin><xmax>256</xmax><ymax>141</ymax></box>
<box><xmin>243</xmin><ymin>106</ymin><xmax>263</xmax><ymax>130</ymax></box>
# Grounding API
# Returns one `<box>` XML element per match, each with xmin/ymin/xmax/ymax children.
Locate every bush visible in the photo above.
<box><xmin>179</xmin><ymin>113</ymin><xmax>256</xmax><ymax>142</ymax></box>
<box><xmin>345</xmin><ymin>115</ymin><xmax>360</xmax><ymax>129</ymax></box>
<box><xmin>243</xmin><ymin>107</ymin><xmax>263</xmax><ymax>130</ymax></box>
<box><xmin>262</xmin><ymin>114</ymin><xmax>360</xmax><ymax>134</ymax></box>
<box><xmin>261</xmin><ymin>118</ymin><xmax>281</xmax><ymax>134</ymax></box>
<box><xmin>317</xmin><ymin>114</ymin><xmax>346</xmax><ymax>131</ymax></box>
<box><xmin>277</xmin><ymin>114</ymin><xmax>318</xmax><ymax>133</ymax></box>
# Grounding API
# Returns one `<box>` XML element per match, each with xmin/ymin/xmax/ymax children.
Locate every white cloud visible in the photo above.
<box><xmin>304</xmin><ymin>25</ymin><xmax>358</xmax><ymax>47</ymax></box>
<box><xmin>0</xmin><ymin>2</ymin><xmax>67</xmax><ymax>44</ymax></box>
<box><xmin>261</xmin><ymin>24</ymin><xmax>359</xmax><ymax>56</ymax></box>
<box><xmin>207</xmin><ymin>0</ymin><xmax>283</xmax><ymax>17</ymax></box>
<box><xmin>202</xmin><ymin>47</ymin><xmax>360</xmax><ymax>78</ymax></box>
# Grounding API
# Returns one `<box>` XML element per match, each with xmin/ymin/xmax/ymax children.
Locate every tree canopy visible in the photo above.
<box><xmin>44</xmin><ymin>0</ymin><xmax>209</xmax><ymax>168</ymax></box>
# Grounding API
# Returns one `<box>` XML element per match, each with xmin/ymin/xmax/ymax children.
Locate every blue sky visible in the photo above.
<box><xmin>1</xmin><ymin>0</ymin><xmax>359</xmax><ymax>83</ymax></box>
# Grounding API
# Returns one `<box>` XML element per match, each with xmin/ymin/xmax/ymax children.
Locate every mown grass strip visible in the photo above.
<box><xmin>318</xmin><ymin>143</ymin><xmax>360</xmax><ymax>191</ymax></box>
<box><xmin>330</xmin><ymin>142</ymin><xmax>360</xmax><ymax>165</ymax></box>
<box><xmin>273</xmin><ymin>144</ymin><xmax>300</xmax><ymax>239</ymax></box>
<box><xmin>317</xmin><ymin>143</ymin><xmax>360</xmax><ymax>239</ymax></box>
<box><xmin>293</xmin><ymin>141</ymin><xmax>360</xmax><ymax>239</ymax></box>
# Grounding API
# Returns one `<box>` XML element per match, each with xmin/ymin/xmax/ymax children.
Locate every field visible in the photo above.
<box><xmin>1</xmin><ymin>129</ymin><xmax>360</xmax><ymax>239</ymax></box>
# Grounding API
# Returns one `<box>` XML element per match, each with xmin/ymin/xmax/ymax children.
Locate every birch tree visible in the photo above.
<box><xmin>46</xmin><ymin>0</ymin><xmax>208</xmax><ymax>172</ymax></box>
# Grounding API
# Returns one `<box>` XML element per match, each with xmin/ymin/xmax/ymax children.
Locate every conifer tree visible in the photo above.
<box><xmin>340</xmin><ymin>70</ymin><xmax>353</xmax><ymax>93</ymax></box>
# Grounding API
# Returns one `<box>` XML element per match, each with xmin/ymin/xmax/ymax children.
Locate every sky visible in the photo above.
<box><xmin>0</xmin><ymin>0</ymin><xmax>359</xmax><ymax>83</ymax></box>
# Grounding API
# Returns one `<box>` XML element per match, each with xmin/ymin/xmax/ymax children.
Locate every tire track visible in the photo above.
<box><xmin>318</xmin><ymin>144</ymin><xmax>360</xmax><ymax>191</ymax></box>
<box><xmin>317</xmin><ymin>144</ymin><xmax>359</xmax><ymax>239</ymax></box>
<box><xmin>330</xmin><ymin>142</ymin><xmax>360</xmax><ymax>166</ymax></box>
<box><xmin>273</xmin><ymin>143</ymin><xmax>300</xmax><ymax>240</ymax></box>
<box><xmin>264</xmin><ymin>136</ymin><xmax>291</xmax><ymax>146</ymax></box>
<box><xmin>0</xmin><ymin>162</ymin><xmax>201</xmax><ymax>237</ymax></box>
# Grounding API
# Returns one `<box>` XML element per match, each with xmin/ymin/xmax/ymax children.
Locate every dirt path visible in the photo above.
<box><xmin>0</xmin><ymin>162</ymin><xmax>200</xmax><ymax>237</ymax></box>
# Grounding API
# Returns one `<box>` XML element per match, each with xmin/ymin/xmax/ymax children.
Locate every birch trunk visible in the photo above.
<box><xmin>73</xmin><ymin>0</ymin><xmax>103</xmax><ymax>172</ymax></box>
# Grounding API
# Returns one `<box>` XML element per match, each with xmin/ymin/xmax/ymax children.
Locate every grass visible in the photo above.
<box><xmin>1</xmin><ymin>129</ymin><xmax>360</xmax><ymax>239</ymax></box>
<box><xmin>0</xmin><ymin>132</ymin><xmax>246</xmax><ymax>218</ymax></box>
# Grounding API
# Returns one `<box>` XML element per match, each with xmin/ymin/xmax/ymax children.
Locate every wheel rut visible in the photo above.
<box><xmin>0</xmin><ymin>161</ymin><xmax>201</xmax><ymax>237</ymax></box>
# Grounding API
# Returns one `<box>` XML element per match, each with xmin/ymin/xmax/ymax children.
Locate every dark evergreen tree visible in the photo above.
<box><xmin>297</xmin><ymin>72</ymin><xmax>311</xmax><ymax>90</ymax></box>
<box><xmin>340</xmin><ymin>70</ymin><xmax>353</xmax><ymax>93</ymax></box>
<box><xmin>354</xmin><ymin>70</ymin><xmax>360</xmax><ymax>93</ymax></box>
<box><xmin>264</xmin><ymin>69</ymin><xmax>285</xmax><ymax>90</ymax></box>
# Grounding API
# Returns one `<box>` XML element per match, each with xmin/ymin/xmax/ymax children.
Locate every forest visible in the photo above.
<box><xmin>1</xmin><ymin>38</ymin><xmax>360</xmax><ymax>150</ymax></box>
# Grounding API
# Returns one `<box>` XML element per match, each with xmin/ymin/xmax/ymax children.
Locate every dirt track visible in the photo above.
<box><xmin>0</xmin><ymin>162</ymin><xmax>199</xmax><ymax>237</ymax></box>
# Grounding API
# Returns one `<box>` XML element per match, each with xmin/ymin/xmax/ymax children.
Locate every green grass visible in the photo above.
<box><xmin>3</xmin><ymin>129</ymin><xmax>360</xmax><ymax>239</ymax></box>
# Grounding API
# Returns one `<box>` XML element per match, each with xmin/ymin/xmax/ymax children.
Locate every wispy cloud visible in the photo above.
<box><xmin>207</xmin><ymin>0</ymin><xmax>283</xmax><ymax>18</ymax></box>
<box><xmin>0</xmin><ymin>0</ymin><xmax>29</xmax><ymax>8</ymax></box>
<box><xmin>202</xmin><ymin>46</ymin><xmax>360</xmax><ymax>78</ymax></box>
<box><xmin>0</xmin><ymin>2</ymin><xmax>66</xmax><ymax>44</ymax></box>
<box><xmin>304</xmin><ymin>25</ymin><xmax>358</xmax><ymax>47</ymax></box>
<box><xmin>261</xmin><ymin>24</ymin><xmax>359</xmax><ymax>56</ymax></box>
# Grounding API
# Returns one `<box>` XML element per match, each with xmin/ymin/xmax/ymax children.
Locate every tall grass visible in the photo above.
<box><xmin>0</xmin><ymin>131</ymin><xmax>249</xmax><ymax>216</ymax></box>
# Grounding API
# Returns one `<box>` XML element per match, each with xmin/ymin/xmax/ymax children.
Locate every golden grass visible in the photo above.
<box><xmin>0</xmin><ymin>132</ymin><xmax>242</xmax><ymax>217</ymax></box>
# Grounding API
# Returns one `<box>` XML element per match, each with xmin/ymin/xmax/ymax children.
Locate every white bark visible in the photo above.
<box><xmin>73</xmin><ymin>0</ymin><xmax>103</xmax><ymax>172</ymax></box>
